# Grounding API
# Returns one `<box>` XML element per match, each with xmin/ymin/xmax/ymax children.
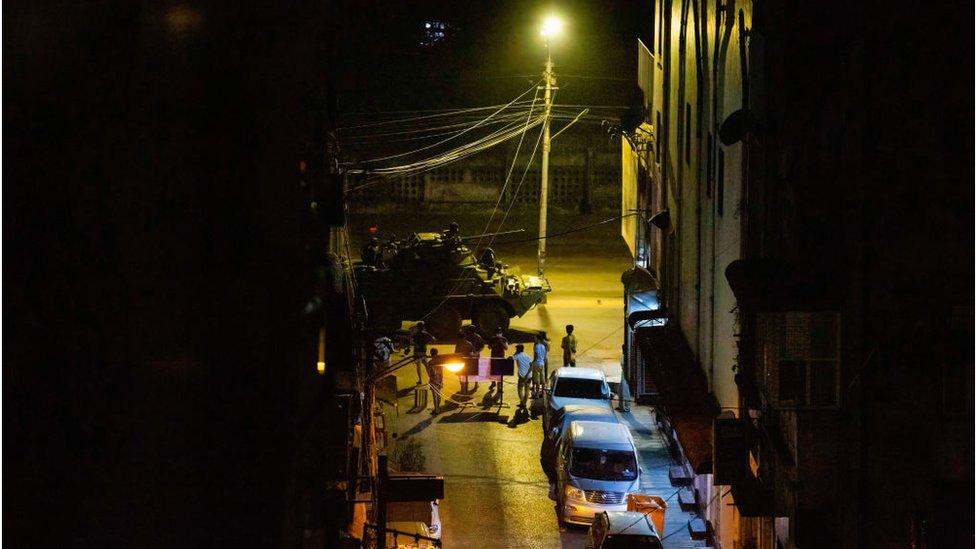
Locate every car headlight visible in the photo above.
<box><xmin>564</xmin><ymin>485</ymin><xmax>585</xmax><ymax>501</ymax></box>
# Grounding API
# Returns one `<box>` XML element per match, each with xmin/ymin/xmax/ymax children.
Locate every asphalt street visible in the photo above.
<box><xmin>358</xmin><ymin>210</ymin><xmax>630</xmax><ymax>547</ymax></box>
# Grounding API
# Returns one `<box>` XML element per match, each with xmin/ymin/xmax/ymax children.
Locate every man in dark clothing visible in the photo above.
<box><xmin>423</xmin><ymin>348</ymin><xmax>443</xmax><ymax>414</ymax></box>
<box><xmin>561</xmin><ymin>324</ymin><xmax>577</xmax><ymax>367</ymax></box>
<box><xmin>458</xmin><ymin>325</ymin><xmax>484</xmax><ymax>393</ymax></box>
<box><xmin>410</xmin><ymin>321</ymin><xmax>436</xmax><ymax>385</ymax></box>
<box><xmin>487</xmin><ymin>327</ymin><xmax>509</xmax><ymax>395</ymax></box>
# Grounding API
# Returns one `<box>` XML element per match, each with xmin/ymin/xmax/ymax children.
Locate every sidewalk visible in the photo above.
<box><xmin>617</xmin><ymin>406</ymin><xmax>705</xmax><ymax>549</ymax></box>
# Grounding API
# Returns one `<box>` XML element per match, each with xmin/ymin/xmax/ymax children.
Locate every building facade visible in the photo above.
<box><xmin>623</xmin><ymin>1</ymin><xmax>973</xmax><ymax>547</ymax></box>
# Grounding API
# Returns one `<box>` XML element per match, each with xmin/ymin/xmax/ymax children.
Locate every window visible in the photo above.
<box><xmin>758</xmin><ymin>312</ymin><xmax>841</xmax><ymax>408</ymax></box>
<box><xmin>554</xmin><ymin>378</ymin><xmax>609</xmax><ymax>399</ymax></box>
<box><xmin>571</xmin><ymin>448</ymin><xmax>638</xmax><ymax>481</ymax></box>
<box><xmin>684</xmin><ymin>103</ymin><xmax>692</xmax><ymax>164</ymax></box>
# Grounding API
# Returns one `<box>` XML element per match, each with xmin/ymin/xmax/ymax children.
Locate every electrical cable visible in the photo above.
<box><xmin>344</xmin><ymin>117</ymin><xmax>542</xmax><ymax>194</ymax></box>
<box><xmin>491</xmin><ymin>212</ymin><xmax>638</xmax><ymax>245</ymax></box>
<box><xmin>484</xmin><ymin>117</ymin><xmax>546</xmax><ymax>250</ymax></box>
<box><xmin>359</xmin><ymin>109</ymin><xmax>531</xmax><ymax>165</ymax></box>
<box><xmin>470</xmin><ymin>87</ymin><xmax>542</xmax><ymax>256</ymax></box>
<box><xmin>343</xmin><ymin>111</ymin><xmax>532</xmax><ymax>142</ymax></box>
<box><xmin>341</xmin><ymin>102</ymin><xmax>538</xmax><ymax>117</ymax></box>
<box><xmin>482</xmin><ymin>84</ymin><xmax>559</xmax><ymax>249</ymax></box>
<box><xmin>364</xmin><ymin>116</ymin><xmax>543</xmax><ymax>175</ymax></box>
<box><xmin>338</xmin><ymin>93</ymin><xmax>539</xmax><ymax>130</ymax></box>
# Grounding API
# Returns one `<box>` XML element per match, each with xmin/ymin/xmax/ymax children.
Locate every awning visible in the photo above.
<box><xmin>626</xmin><ymin>307</ymin><xmax>667</xmax><ymax>329</ymax></box>
<box><xmin>725</xmin><ymin>258</ymin><xmax>835</xmax><ymax>312</ymax></box>
<box><xmin>636</xmin><ymin>325</ymin><xmax>719</xmax><ymax>474</ymax></box>
<box><xmin>621</xmin><ymin>266</ymin><xmax>660</xmax><ymax>293</ymax></box>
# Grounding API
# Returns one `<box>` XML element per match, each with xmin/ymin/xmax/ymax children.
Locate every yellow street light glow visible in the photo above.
<box><xmin>316</xmin><ymin>361</ymin><xmax>326</xmax><ymax>374</ymax></box>
<box><xmin>442</xmin><ymin>361</ymin><xmax>465</xmax><ymax>373</ymax></box>
<box><xmin>540</xmin><ymin>15</ymin><xmax>564</xmax><ymax>38</ymax></box>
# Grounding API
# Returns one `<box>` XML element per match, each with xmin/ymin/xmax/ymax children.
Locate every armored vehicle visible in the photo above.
<box><xmin>354</xmin><ymin>231</ymin><xmax>550</xmax><ymax>337</ymax></box>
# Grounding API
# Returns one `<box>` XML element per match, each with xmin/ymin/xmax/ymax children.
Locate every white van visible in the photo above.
<box><xmin>556</xmin><ymin>420</ymin><xmax>641</xmax><ymax>526</ymax></box>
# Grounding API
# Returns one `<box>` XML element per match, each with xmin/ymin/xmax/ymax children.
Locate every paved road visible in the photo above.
<box><xmin>368</xmin><ymin>212</ymin><xmax>630</xmax><ymax>548</ymax></box>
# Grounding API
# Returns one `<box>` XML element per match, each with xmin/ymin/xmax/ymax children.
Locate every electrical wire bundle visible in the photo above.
<box><xmin>340</xmin><ymin>84</ymin><xmax>544</xmax><ymax>192</ymax></box>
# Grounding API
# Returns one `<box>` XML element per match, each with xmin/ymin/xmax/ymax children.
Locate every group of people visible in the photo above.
<box><xmin>402</xmin><ymin>322</ymin><xmax>579</xmax><ymax>415</ymax></box>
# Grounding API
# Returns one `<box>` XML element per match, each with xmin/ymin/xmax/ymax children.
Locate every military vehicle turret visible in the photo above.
<box><xmin>354</xmin><ymin>230</ymin><xmax>551</xmax><ymax>338</ymax></box>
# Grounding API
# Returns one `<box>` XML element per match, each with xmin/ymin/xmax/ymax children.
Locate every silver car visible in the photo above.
<box><xmin>556</xmin><ymin>420</ymin><xmax>641</xmax><ymax>526</ymax></box>
<box><xmin>542</xmin><ymin>367</ymin><xmax>613</xmax><ymax>434</ymax></box>
<box><xmin>540</xmin><ymin>404</ymin><xmax>619</xmax><ymax>484</ymax></box>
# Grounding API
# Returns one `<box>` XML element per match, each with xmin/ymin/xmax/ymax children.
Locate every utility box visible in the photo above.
<box><xmin>627</xmin><ymin>494</ymin><xmax>667</xmax><ymax>535</ymax></box>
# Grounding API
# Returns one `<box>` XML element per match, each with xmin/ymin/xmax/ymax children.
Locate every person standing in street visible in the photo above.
<box><xmin>512</xmin><ymin>344</ymin><xmax>532</xmax><ymax>408</ymax></box>
<box><xmin>454</xmin><ymin>329</ymin><xmax>473</xmax><ymax>394</ymax></box>
<box><xmin>487</xmin><ymin>327</ymin><xmax>508</xmax><ymax>395</ymax></box>
<box><xmin>539</xmin><ymin>331</ymin><xmax>551</xmax><ymax>383</ymax></box>
<box><xmin>561</xmin><ymin>324</ymin><xmax>577</xmax><ymax>367</ymax></box>
<box><xmin>463</xmin><ymin>325</ymin><xmax>485</xmax><ymax>394</ymax></box>
<box><xmin>423</xmin><ymin>348</ymin><xmax>443</xmax><ymax>414</ymax></box>
<box><xmin>455</xmin><ymin>325</ymin><xmax>485</xmax><ymax>394</ymax></box>
<box><xmin>532</xmin><ymin>333</ymin><xmax>548</xmax><ymax>398</ymax></box>
<box><xmin>410</xmin><ymin>321</ymin><xmax>436</xmax><ymax>385</ymax></box>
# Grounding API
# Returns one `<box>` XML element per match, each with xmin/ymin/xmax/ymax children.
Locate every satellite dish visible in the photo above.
<box><xmin>719</xmin><ymin>108</ymin><xmax>755</xmax><ymax>145</ymax></box>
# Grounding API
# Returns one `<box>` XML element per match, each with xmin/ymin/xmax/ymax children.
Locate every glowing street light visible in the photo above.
<box><xmin>442</xmin><ymin>361</ymin><xmax>465</xmax><ymax>373</ymax></box>
<box><xmin>540</xmin><ymin>15</ymin><xmax>564</xmax><ymax>38</ymax></box>
<box><xmin>536</xmin><ymin>13</ymin><xmax>564</xmax><ymax>277</ymax></box>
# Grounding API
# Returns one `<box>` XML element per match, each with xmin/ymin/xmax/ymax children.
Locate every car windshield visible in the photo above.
<box><xmin>553</xmin><ymin>378</ymin><xmax>608</xmax><ymax>399</ymax></box>
<box><xmin>603</xmin><ymin>536</ymin><xmax>662</xmax><ymax>548</ymax></box>
<box><xmin>570</xmin><ymin>448</ymin><xmax>638</xmax><ymax>481</ymax></box>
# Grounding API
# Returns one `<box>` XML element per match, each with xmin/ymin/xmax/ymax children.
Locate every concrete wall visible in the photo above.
<box><xmin>648</xmin><ymin>1</ymin><xmax>752</xmax><ymax>547</ymax></box>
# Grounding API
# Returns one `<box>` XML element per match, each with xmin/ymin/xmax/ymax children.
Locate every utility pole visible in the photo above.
<box><xmin>537</xmin><ymin>49</ymin><xmax>556</xmax><ymax>277</ymax></box>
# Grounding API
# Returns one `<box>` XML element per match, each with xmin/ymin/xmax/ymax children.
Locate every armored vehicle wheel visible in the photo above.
<box><xmin>475</xmin><ymin>301</ymin><xmax>510</xmax><ymax>334</ymax></box>
<box><xmin>427</xmin><ymin>306</ymin><xmax>462</xmax><ymax>339</ymax></box>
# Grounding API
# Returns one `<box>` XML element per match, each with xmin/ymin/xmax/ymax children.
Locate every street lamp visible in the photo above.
<box><xmin>537</xmin><ymin>14</ymin><xmax>562</xmax><ymax>277</ymax></box>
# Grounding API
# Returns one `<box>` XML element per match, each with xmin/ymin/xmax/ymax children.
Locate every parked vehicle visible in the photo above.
<box><xmin>585</xmin><ymin>511</ymin><xmax>663</xmax><ymax>548</ymax></box>
<box><xmin>542</xmin><ymin>367</ymin><xmax>613</xmax><ymax>433</ymax></box>
<box><xmin>540</xmin><ymin>404</ymin><xmax>619</xmax><ymax>484</ymax></box>
<box><xmin>556</xmin><ymin>420</ymin><xmax>642</xmax><ymax>526</ymax></box>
